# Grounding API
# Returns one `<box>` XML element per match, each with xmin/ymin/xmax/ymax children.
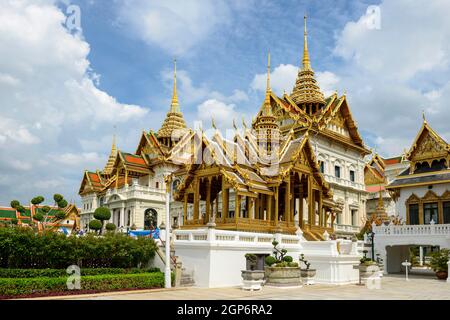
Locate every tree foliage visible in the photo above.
<box><xmin>31</xmin><ymin>196</ymin><xmax>45</xmax><ymax>205</ymax></box>
<box><xmin>105</xmin><ymin>223</ymin><xmax>116</xmax><ymax>232</ymax></box>
<box><xmin>10</xmin><ymin>200</ymin><xmax>20</xmax><ymax>209</ymax></box>
<box><xmin>89</xmin><ymin>220</ymin><xmax>102</xmax><ymax>231</ymax></box>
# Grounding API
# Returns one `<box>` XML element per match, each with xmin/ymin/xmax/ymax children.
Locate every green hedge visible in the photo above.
<box><xmin>0</xmin><ymin>267</ymin><xmax>161</xmax><ymax>278</ymax></box>
<box><xmin>0</xmin><ymin>272</ymin><xmax>165</xmax><ymax>297</ymax></box>
<box><xmin>0</xmin><ymin>227</ymin><xmax>157</xmax><ymax>269</ymax></box>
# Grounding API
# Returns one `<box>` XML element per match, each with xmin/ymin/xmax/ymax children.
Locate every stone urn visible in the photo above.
<box><xmin>241</xmin><ymin>270</ymin><xmax>265</xmax><ymax>291</ymax></box>
<box><xmin>300</xmin><ymin>269</ymin><xmax>317</xmax><ymax>285</ymax></box>
<box><xmin>355</xmin><ymin>263</ymin><xmax>381</xmax><ymax>285</ymax></box>
<box><xmin>264</xmin><ymin>266</ymin><xmax>302</xmax><ymax>287</ymax></box>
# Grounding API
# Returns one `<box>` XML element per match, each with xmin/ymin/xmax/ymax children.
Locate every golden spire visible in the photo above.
<box><xmin>422</xmin><ymin>110</ymin><xmax>427</xmax><ymax>124</ymax></box>
<box><xmin>103</xmin><ymin>132</ymin><xmax>118</xmax><ymax>175</ymax></box>
<box><xmin>263</xmin><ymin>50</ymin><xmax>272</xmax><ymax>115</ymax></box>
<box><xmin>212</xmin><ymin>116</ymin><xmax>217</xmax><ymax>130</ymax></box>
<box><xmin>302</xmin><ymin>15</ymin><xmax>311</xmax><ymax>71</ymax></box>
<box><xmin>170</xmin><ymin>59</ymin><xmax>179</xmax><ymax>112</ymax></box>
<box><xmin>157</xmin><ymin>59</ymin><xmax>187</xmax><ymax>146</ymax></box>
<box><xmin>290</xmin><ymin>15</ymin><xmax>325</xmax><ymax>108</ymax></box>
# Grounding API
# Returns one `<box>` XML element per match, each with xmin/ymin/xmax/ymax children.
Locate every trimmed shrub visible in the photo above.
<box><xmin>41</xmin><ymin>206</ymin><xmax>51</xmax><ymax>214</ymax></box>
<box><xmin>54</xmin><ymin>211</ymin><xmax>66</xmax><ymax>220</ymax></box>
<box><xmin>0</xmin><ymin>267</ymin><xmax>161</xmax><ymax>278</ymax></box>
<box><xmin>0</xmin><ymin>272</ymin><xmax>164</xmax><ymax>297</ymax></box>
<box><xmin>31</xmin><ymin>196</ymin><xmax>45</xmax><ymax>205</ymax></box>
<box><xmin>0</xmin><ymin>227</ymin><xmax>157</xmax><ymax>269</ymax></box>
<box><xmin>94</xmin><ymin>207</ymin><xmax>111</xmax><ymax>221</ymax></box>
<box><xmin>265</xmin><ymin>256</ymin><xmax>277</xmax><ymax>266</ymax></box>
<box><xmin>33</xmin><ymin>213</ymin><xmax>44</xmax><ymax>222</ymax></box>
<box><xmin>89</xmin><ymin>220</ymin><xmax>102</xmax><ymax>231</ymax></box>
<box><xmin>57</xmin><ymin>199</ymin><xmax>68</xmax><ymax>209</ymax></box>
<box><xmin>105</xmin><ymin>223</ymin><xmax>116</xmax><ymax>232</ymax></box>
<box><xmin>10</xmin><ymin>200</ymin><xmax>20</xmax><ymax>209</ymax></box>
<box><xmin>53</xmin><ymin>194</ymin><xmax>64</xmax><ymax>203</ymax></box>
<box><xmin>283</xmin><ymin>256</ymin><xmax>293</xmax><ymax>263</ymax></box>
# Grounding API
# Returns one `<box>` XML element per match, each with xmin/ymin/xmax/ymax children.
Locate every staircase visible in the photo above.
<box><xmin>156</xmin><ymin>240</ymin><xmax>195</xmax><ymax>287</ymax></box>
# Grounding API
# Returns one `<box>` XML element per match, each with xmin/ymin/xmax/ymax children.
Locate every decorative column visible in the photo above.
<box><xmin>115</xmin><ymin>169</ymin><xmax>119</xmax><ymax>189</ymax></box>
<box><xmin>120</xmin><ymin>207</ymin><xmax>125</xmax><ymax>228</ymax></box>
<box><xmin>255</xmin><ymin>196</ymin><xmax>260</xmax><ymax>220</ymax></box>
<box><xmin>308</xmin><ymin>176</ymin><xmax>314</xmax><ymax>226</ymax></box>
<box><xmin>285</xmin><ymin>178</ymin><xmax>291</xmax><ymax>224</ymax></box>
<box><xmin>183</xmin><ymin>193</ymin><xmax>188</xmax><ymax>225</ymax></box>
<box><xmin>274</xmin><ymin>186</ymin><xmax>279</xmax><ymax>224</ymax></box>
<box><xmin>205</xmin><ymin>177</ymin><xmax>211</xmax><ymax>224</ymax></box>
<box><xmin>193</xmin><ymin>178</ymin><xmax>200</xmax><ymax>222</ymax></box>
<box><xmin>249</xmin><ymin>198</ymin><xmax>255</xmax><ymax>220</ymax></box>
<box><xmin>124</xmin><ymin>169</ymin><xmax>128</xmax><ymax>187</ymax></box>
<box><xmin>235</xmin><ymin>193</ymin><xmax>241</xmax><ymax>224</ymax></box>
<box><xmin>222</xmin><ymin>183</ymin><xmax>229</xmax><ymax>223</ymax></box>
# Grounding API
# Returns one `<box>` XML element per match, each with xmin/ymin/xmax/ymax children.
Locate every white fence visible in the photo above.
<box><xmin>373</xmin><ymin>223</ymin><xmax>450</xmax><ymax>236</ymax></box>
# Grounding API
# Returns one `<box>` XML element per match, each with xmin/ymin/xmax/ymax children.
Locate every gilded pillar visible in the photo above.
<box><xmin>285</xmin><ymin>177</ymin><xmax>291</xmax><ymax>223</ymax></box>
<box><xmin>274</xmin><ymin>186</ymin><xmax>279</xmax><ymax>224</ymax></box>
<box><xmin>183</xmin><ymin>194</ymin><xmax>188</xmax><ymax>225</ymax></box>
<box><xmin>194</xmin><ymin>178</ymin><xmax>200</xmax><ymax>221</ymax></box>
<box><xmin>235</xmin><ymin>193</ymin><xmax>241</xmax><ymax>224</ymax></box>
<box><xmin>205</xmin><ymin>177</ymin><xmax>211</xmax><ymax>224</ymax></box>
<box><xmin>222</xmin><ymin>183</ymin><xmax>229</xmax><ymax>223</ymax></box>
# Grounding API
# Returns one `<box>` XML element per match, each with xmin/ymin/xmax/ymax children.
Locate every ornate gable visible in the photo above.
<box><xmin>407</xmin><ymin>121</ymin><xmax>449</xmax><ymax>166</ymax></box>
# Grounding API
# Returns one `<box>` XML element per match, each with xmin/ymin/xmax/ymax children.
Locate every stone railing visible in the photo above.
<box><xmin>174</xmin><ymin>228</ymin><xmax>301</xmax><ymax>248</ymax></box>
<box><xmin>373</xmin><ymin>223</ymin><xmax>450</xmax><ymax>236</ymax></box>
<box><xmin>334</xmin><ymin>224</ymin><xmax>361</xmax><ymax>233</ymax></box>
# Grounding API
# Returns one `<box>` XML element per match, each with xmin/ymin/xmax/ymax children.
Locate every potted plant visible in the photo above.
<box><xmin>241</xmin><ymin>254</ymin><xmax>265</xmax><ymax>291</ymax></box>
<box><xmin>355</xmin><ymin>250</ymin><xmax>380</xmax><ymax>284</ymax></box>
<box><xmin>299</xmin><ymin>254</ymin><xmax>316</xmax><ymax>285</ymax></box>
<box><xmin>430</xmin><ymin>249</ymin><xmax>449</xmax><ymax>280</ymax></box>
<box><xmin>264</xmin><ymin>241</ymin><xmax>301</xmax><ymax>287</ymax></box>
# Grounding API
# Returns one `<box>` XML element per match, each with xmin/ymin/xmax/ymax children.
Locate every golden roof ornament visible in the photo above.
<box><xmin>211</xmin><ymin>116</ymin><xmax>217</xmax><ymax>130</ymax></box>
<box><xmin>157</xmin><ymin>59</ymin><xmax>187</xmax><ymax>141</ymax></box>
<box><xmin>103</xmin><ymin>132</ymin><xmax>117</xmax><ymax>175</ymax></box>
<box><xmin>290</xmin><ymin>15</ymin><xmax>325</xmax><ymax>107</ymax></box>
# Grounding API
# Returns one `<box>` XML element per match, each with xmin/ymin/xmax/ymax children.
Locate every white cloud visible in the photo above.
<box><xmin>331</xmin><ymin>0</ymin><xmax>450</xmax><ymax>156</ymax></box>
<box><xmin>251</xmin><ymin>64</ymin><xmax>298</xmax><ymax>96</ymax></box>
<box><xmin>117</xmin><ymin>0</ymin><xmax>231</xmax><ymax>55</ymax></box>
<box><xmin>197</xmin><ymin>99</ymin><xmax>242</xmax><ymax>130</ymax></box>
<box><xmin>316</xmin><ymin>71</ymin><xmax>340</xmax><ymax>97</ymax></box>
<box><xmin>0</xmin><ymin>0</ymin><xmax>150</xmax><ymax>203</ymax></box>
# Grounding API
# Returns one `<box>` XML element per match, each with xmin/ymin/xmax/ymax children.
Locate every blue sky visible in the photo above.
<box><xmin>1</xmin><ymin>0</ymin><xmax>449</xmax><ymax>205</ymax></box>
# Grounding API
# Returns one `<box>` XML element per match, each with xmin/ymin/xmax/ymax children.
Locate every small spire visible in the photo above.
<box><xmin>170</xmin><ymin>59</ymin><xmax>179</xmax><ymax>112</ymax></box>
<box><xmin>233</xmin><ymin>118</ymin><xmax>237</xmax><ymax>131</ymax></box>
<box><xmin>211</xmin><ymin>116</ymin><xmax>217</xmax><ymax>130</ymax></box>
<box><xmin>422</xmin><ymin>110</ymin><xmax>427</xmax><ymax>123</ymax></box>
<box><xmin>264</xmin><ymin>50</ymin><xmax>272</xmax><ymax>115</ymax></box>
<box><xmin>302</xmin><ymin>15</ymin><xmax>311</xmax><ymax>71</ymax></box>
<box><xmin>111</xmin><ymin>126</ymin><xmax>117</xmax><ymax>154</ymax></box>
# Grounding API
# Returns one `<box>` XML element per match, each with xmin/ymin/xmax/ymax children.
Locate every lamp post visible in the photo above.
<box><xmin>164</xmin><ymin>174</ymin><xmax>172</xmax><ymax>289</ymax></box>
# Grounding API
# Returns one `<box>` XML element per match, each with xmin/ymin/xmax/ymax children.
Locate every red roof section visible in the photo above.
<box><xmin>125</xmin><ymin>155</ymin><xmax>146</xmax><ymax>166</ymax></box>
<box><xmin>366</xmin><ymin>185</ymin><xmax>386</xmax><ymax>193</ymax></box>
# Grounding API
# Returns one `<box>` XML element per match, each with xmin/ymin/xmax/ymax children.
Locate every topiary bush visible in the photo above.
<box><xmin>57</xmin><ymin>199</ymin><xmax>68</xmax><ymax>209</ymax></box>
<box><xmin>31</xmin><ymin>196</ymin><xmax>45</xmax><ymax>205</ymax></box>
<box><xmin>105</xmin><ymin>223</ymin><xmax>116</xmax><ymax>232</ymax></box>
<box><xmin>10</xmin><ymin>200</ymin><xmax>20</xmax><ymax>209</ymax></box>
<box><xmin>94</xmin><ymin>207</ymin><xmax>111</xmax><ymax>221</ymax></box>
<box><xmin>53</xmin><ymin>194</ymin><xmax>64</xmax><ymax>203</ymax></box>
<box><xmin>265</xmin><ymin>256</ymin><xmax>277</xmax><ymax>266</ymax></box>
<box><xmin>89</xmin><ymin>220</ymin><xmax>102</xmax><ymax>232</ymax></box>
<box><xmin>54</xmin><ymin>211</ymin><xmax>66</xmax><ymax>220</ymax></box>
<box><xmin>33</xmin><ymin>213</ymin><xmax>44</xmax><ymax>222</ymax></box>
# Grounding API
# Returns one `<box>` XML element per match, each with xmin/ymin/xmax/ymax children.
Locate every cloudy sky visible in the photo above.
<box><xmin>1</xmin><ymin>0</ymin><xmax>449</xmax><ymax>205</ymax></box>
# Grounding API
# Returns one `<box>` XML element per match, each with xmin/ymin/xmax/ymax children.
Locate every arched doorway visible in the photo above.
<box><xmin>144</xmin><ymin>208</ymin><xmax>158</xmax><ymax>230</ymax></box>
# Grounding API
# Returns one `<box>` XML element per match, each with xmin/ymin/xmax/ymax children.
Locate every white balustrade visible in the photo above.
<box><xmin>373</xmin><ymin>223</ymin><xmax>450</xmax><ymax>236</ymax></box>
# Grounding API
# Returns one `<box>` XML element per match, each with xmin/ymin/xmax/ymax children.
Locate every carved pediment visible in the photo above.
<box><xmin>422</xmin><ymin>190</ymin><xmax>439</xmax><ymax>201</ymax></box>
<box><xmin>406</xmin><ymin>193</ymin><xmax>420</xmax><ymax>203</ymax></box>
<box><xmin>411</xmin><ymin>132</ymin><xmax>447</xmax><ymax>162</ymax></box>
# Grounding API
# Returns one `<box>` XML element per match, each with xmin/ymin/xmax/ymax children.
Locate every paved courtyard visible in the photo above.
<box><xmin>32</xmin><ymin>275</ymin><xmax>450</xmax><ymax>300</ymax></box>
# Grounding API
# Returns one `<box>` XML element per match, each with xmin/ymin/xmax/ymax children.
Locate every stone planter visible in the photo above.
<box><xmin>265</xmin><ymin>266</ymin><xmax>302</xmax><ymax>287</ymax></box>
<box><xmin>241</xmin><ymin>270</ymin><xmax>265</xmax><ymax>291</ymax></box>
<box><xmin>355</xmin><ymin>264</ymin><xmax>381</xmax><ymax>285</ymax></box>
<box><xmin>300</xmin><ymin>269</ymin><xmax>316</xmax><ymax>285</ymax></box>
